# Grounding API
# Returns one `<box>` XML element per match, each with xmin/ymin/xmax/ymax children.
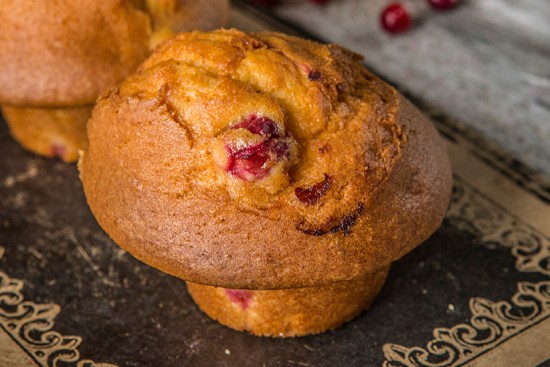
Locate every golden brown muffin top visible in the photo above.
<box><xmin>80</xmin><ymin>29</ymin><xmax>452</xmax><ymax>289</ymax></box>
<box><xmin>119</xmin><ymin>29</ymin><xmax>404</xmax><ymax>222</ymax></box>
<box><xmin>0</xmin><ymin>0</ymin><xmax>229</xmax><ymax>107</ymax></box>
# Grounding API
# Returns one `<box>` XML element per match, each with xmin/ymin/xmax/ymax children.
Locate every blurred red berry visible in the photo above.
<box><xmin>380</xmin><ymin>3</ymin><xmax>411</xmax><ymax>34</ymax></box>
<box><xmin>308</xmin><ymin>0</ymin><xmax>331</xmax><ymax>4</ymax></box>
<box><xmin>427</xmin><ymin>0</ymin><xmax>458</xmax><ymax>10</ymax></box>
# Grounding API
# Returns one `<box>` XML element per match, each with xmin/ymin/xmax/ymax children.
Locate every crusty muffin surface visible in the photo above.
<box><xmin>80</xmin><ymin>29</ymin><xmax>452</xmax><ymax>289</ymax></box>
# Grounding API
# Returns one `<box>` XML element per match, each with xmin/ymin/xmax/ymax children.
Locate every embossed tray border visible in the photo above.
<box><xmin>0</xmin><ymin>247</ymin><xmax>114</xmax><ymax>367</ymax></box>
<box><xmin>382</xmin><ymin>176</ymin><xmax>550</xmax><ymax>367</ymax></box>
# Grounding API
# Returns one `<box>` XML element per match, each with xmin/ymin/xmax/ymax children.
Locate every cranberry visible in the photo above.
<box><xmin>295</xmin><ymin>174</ymin><xmax>331</xmax><ymax>205</ymax></box>
<box><xmin>232</xmin><ymin>115</ymin><xmax>280</xmax><ymax>137</ymax></box>
<box><xmin>226</xmin><ymin>143</ymin><xmax>272</xmax><ymax>181</ymax></box>
<box><xmin>224</xmin><ymin>115</ymin><xmax>291</xmax><ymax>181</ymax></box>
<box><xmin>427</xmin><ymin>0</ymin><xmax>458</xmax><ymax>10</ymax></box>
<box><xmin>224</xmin><ymin>289</ymin><xmax>254</xmax><ymax>310</ymax></box>
<box><xmin>308</xmin><ymin>69</ymin><xmax>322</xmax><ymax>81</ymax></box>
<box><xmin>380</xmin><ymin>3</ymin><xmax>411</xmax><ymax>34</ymax></box>
<box><xmin>297</xmin><ymin>202</ymin><xmax>364</xmax><ymax>236</ymax></box>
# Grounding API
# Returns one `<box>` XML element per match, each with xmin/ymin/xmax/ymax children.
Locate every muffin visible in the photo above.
<box><xmin>0</xmin><ymin>0</ymin><xmax>230</xmax><ymax>162</ymax></box>
<box><xmin>80</xmin><ymin>29</ymin><xmax>452</xmax><ymax>336</ymax></box>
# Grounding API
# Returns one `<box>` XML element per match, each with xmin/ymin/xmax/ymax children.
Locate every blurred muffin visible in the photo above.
<box><xmin>0</xmin><ymin>0</ymin><xmax>230</xmax><ymax>162</ymax></box>
<box><xmin>1</xmin><ymin>106</ymin><xmax>90</xmax><ymax>162</ymax></box>
<box><xmin>80</xmin><ymin>29</ymin><xmax>452</xmax><ymax>336</ymax></box>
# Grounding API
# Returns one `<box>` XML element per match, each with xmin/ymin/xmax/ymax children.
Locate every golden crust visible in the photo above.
<box><xmin>80</xmin><ymin>29</ymin><xmax>453</xmax><ymax>289</ymax></box>
<box><xmin>186</xmin><ymin>266</ymin><xmax>389</xmax><ymax>337</ymax></box>
<box><xmin>0</xmin><ymin>0</ymin><xmax>230</xmax><ymax>107</ymax></box>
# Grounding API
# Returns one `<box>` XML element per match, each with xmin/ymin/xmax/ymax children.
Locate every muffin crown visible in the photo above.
<box><xmin>80</xmin><ymin>30</ymin><xmax>452</xmax><ymax>289</ymax></box>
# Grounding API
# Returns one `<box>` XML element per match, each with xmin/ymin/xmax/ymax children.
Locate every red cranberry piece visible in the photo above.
<box><xmin>232</xmin><ymin>115</ymin><xmax>280</xmax><ymax>137</ymax></box>
<box><xmin>380</xmin><ymin>3</ymin><xmax>411</xmax><ymax>34</ymax></box>
<box><xmin>224</xmin><ymin>115</ymin><xmax>291</xmax><ymax>181</ymax></box>
<box><xmin>224</xmin><ymin>289</ymin><xmax>254</xmax><ymax>310</ymax></box>
<box><xmin>427</xmin><ymin>0</ymin><xmax>458</xmax><ymax>10</ymax></box>
<box><xmin>268</xmin><ymin>139</ymin><xmax>289</xmax><ymax>158</ymax></box>
<box><xmin>226</xmin><ymin>143</ymin><xmax>271</xmax><ymax>181</ymax></box>
<box><xmin>227</xmin><ymin>139</ymin><xmax>289</xmax><ymax>180</ymax></box>
<box><xmin>230</xmin><ymin>141</ymin><xmax>264</xmax><ymax>159</ymax></box>
<box><xmin>295</xmin><ymin>174</ymin><xmax>331</xmax><ymax>205</ymax></box>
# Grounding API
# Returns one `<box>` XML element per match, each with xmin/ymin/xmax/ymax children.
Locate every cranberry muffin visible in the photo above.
<box><xmin>80</xmin><ymin>29</ymin><xmax>452</xmax><ymax>336</ymax></box>
<box><xmin>0</xmin><ymin>0</ymin><xmax>230</xmax><ymax>162</ymax></box>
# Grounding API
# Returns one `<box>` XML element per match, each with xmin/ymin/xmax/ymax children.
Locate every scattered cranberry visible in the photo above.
<box><xmin>224</xmin><ymin>115</ymin><xmax>291</xmax><ymax>181</ymax></box>
<box><xmin>427</xmin><ymin>0</ymin><xmax>458</xmax><ymax>10</ymax></box>
<box><xmin>224</xmin><ymin>289</ymin><xmax>254</xmax><ymax>310</ymax></box>
<box><xmin>380</xmin><ymin>3</ymin><xmax>411</xmax><ymax>34</ymax></box>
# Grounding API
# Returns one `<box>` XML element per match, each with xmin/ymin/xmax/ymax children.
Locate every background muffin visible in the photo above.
<box><xmin>0</xmin><ymin>0</ymin><xmax>230</xmax><ymax>162</ymax></box>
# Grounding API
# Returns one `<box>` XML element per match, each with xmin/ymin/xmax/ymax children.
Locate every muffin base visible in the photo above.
<box><xmin>186</xmin><ymin>266</ymin><xmax>390</xmax><ymax>337</ymax></box>
<box><xmin>1</xmin><ymin>105</ymin><xmax>92</xmax><ymax>162</ymax></box>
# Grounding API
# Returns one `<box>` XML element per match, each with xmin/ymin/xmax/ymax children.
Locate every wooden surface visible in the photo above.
<box><xmin>265</xmin><ymin>0</ymin><xmax>550</xmax><ymax>180</ymax></box>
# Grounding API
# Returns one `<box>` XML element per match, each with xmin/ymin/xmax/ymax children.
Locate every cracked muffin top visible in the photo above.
<box><xmin>80</xmin><ymin>29</ymin><xmax>452</xmax><ymax>289</ymax></box>
<box><xmin>0</xmin><ymin>0</ymin><xmax>229</xmax><ymax>107</ymax></box>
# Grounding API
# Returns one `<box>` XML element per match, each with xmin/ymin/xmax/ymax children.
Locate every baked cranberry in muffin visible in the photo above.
<box><xmin>214</xmin><ymin>114</ymin><xmax>297</xmax><ymax>184</ymax></box>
